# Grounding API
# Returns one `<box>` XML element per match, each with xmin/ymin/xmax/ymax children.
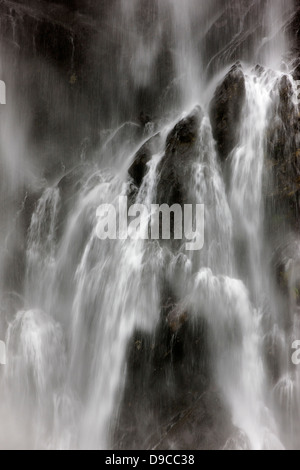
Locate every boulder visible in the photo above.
<box><xmin>209</xmin><ymin>62</ymin><xmax>246</xmax><ymax>161</ymax></box>
<box><xmin>156</xmin><ymin>106</ymin><xmax>204</xmax><ymax>206</ymax></box>
<box><xmin>265</xmin><ymin>75</ymin><xmax>300</xmax><ymax>231</ymax></box>
<box><xmin>128</xmin><ymin>133</ymin><xmax>162</xmax><ymax>187</ymax></box>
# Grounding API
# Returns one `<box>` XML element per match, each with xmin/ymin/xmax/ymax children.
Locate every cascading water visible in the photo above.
<box><xmin>0</xmin><ymin>0</ymin><xmax>299</xmax><ymax>450</ymax></box>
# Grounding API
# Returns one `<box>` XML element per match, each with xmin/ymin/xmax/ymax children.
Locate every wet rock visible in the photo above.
<box><xmin>203</xmin><ymin>1</ymin><xmax>264</xmax><ymax>76</ymax></box>
<box><xmin>292</xmin><ymin>61</ymin><xmax>300</xmax><ymax>81</ymax></box>
<box><xmin>152</xmin><ymin>390</ymin><xmax>233</xmax><ymax>450</ymax></box>
<box><xmin>2</xmin><ymin>184</ymin><xmax>44</xmax><ymax>297</ymax></box>
<box><xmin>167</xmin><ymin>305</ymin><xmax>188</xmax><ymax>334</ymax></box>
<box><xmin>115</xmin><ymin>307</ymin><xmax>210</xmax><ymax>450</ymax></box>
<box><xmin>21</xmin><ymin>188</ymin><xmax>44</xmax><ymax>235</ymax></box>
<box><xmin>253</xmin><ymin>64</ymin><xmax>265</xmax><ymax>77</ymax></box>
<box><xmin>272</xmin><ymin>236</ymin><xmax>300</xmax><ymax>296</ymax></box>
<box><xmin>128</xmin><ymin>133</ymin><xmax>162</xmax><ymax>187</ymax></box>
<box><xmin>266</xmin><ymin>235</ymin><xmax>300</xmax><ymax>358</ymax></box>
<box><xmin>0</xmin><ymin>0</ymin><xmax>98</xmax><ymax>68</ymax></box>
<box><xmin>165</xmin><ymin>106</ymin><xmax>203</xmax><ymax>154</ymax></box>
<box><xmin>288</xmin><ymin>2</ymin><xmax>300</xmax><ymax>80</ymax></box>
<box><xmin>57</xmin><ymin>164</ymin><xmax>85</xmax><ymax>198</ymax></box>
<box><xmin>156</xmin><ymin>106</ymin><xmax>204</xmax><ymax>207</ymax></box>
<box><xmin>277</xmin><ymin>75</ymin><xmax>295</xmax><ymax>125</ymax></box>
<box><xmin>209</xmin><ymin>62</ymin><xmax>246</xmax><ymax>161</ymax></box>
<box><xmin>265</xmin><ymin>75</ymin><xmax>300</xmax><ymax>231</ymax></box>
<box><xmin>0</xmin><ymin>0</ymin><xmax>119</xmax><ymax>175</ymax></box>
<box><xmin>264</xmin><ymin>325</ymin><xmax>286</xmax><ymax>384</ymax></box>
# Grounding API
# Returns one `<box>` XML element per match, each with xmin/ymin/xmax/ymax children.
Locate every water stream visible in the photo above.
<box><xmin>0</xmin><ymin>0</ymin><xmax>299</xmax><ymax>450</ymax></box>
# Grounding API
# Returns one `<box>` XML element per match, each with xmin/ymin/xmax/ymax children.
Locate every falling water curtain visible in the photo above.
<box><xmin>0</xmin><ymin>0</ymin><xmax>299</xmax><ymax>452</ymax></box>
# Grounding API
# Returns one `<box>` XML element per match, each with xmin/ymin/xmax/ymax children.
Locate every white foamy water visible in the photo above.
<box><xmin>0</xmin><ymin>0</ymin><xmax>298</xmax><ymax>450</ymax></box>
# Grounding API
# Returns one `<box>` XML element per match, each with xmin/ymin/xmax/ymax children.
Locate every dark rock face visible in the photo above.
<box><xmin>262</xmin><ymin>74</ymin><xmax>300</xmax><ymax>384</ymax></box>
<box><xmin>266</xmin><ymin>75</ymin><xmax>296</xmax><ymax>167</ymax></box>
<box><xmin>128</xmin><ymin>106</ymin><xmax>203</xmax><ymax>206</ymax></box>
<box><xmin>264</xmin><ymin>235</ymin><xmax>300</xmax><ymax>385</ymax></box>
<box><xmin>165</xmin><ymin>107</ymin><xmax>202</xmax><ymax>153</ymax></box>
<box><xmin>265</xmin><ymin>75</ymin><xmax>300</xmax><ymax>231</ymax></box>
<box><xmin>0</xmin><ymin>1</ymin><xmax>100</xmax><ymax>77</ymax></box>
<box><xmin>209</xmin><ymin>62</ymin><xmax>246</xmax><ymax>161</ymax></box>
<box><xmin>288</xmin><ymin>1</ymin><xmax>300</xmax><ymax>80</ymax></box>
<box><xmin>128</xmin><ymin>133</ymin><xmax>162</xmax><ymax>187</ymax></box>
<box><xmin>156</xmin><ymin>106</ymin><xmax>203</xmax><ymax>206</ymax></box>
<box><xmin>114</xmin><ymin>315</ymin><xmax>215</xmax><ymax>450</ymax></box>
<box><xmin>57</xmin><ymin>165</ymin><xmax>85</xmax><ymax>197</ymax></box>
<box><xmin>1</xmin><ymin>184</ymin><xmax>43</xmax><ymax>298</ymax></box>
<box><xmin>203</xmin><ymin>1</ymin><xmax>264</xmax><ymax>77</ymax></box>
<box><xmin>119</xmin><ymin>108</ymin><xmax>213</xmax><ymax>451</ymax></box>
<box><xmin>0</xmin><ymin>0</ymin><xmax>102</xmax><ymax>183</ymax></box>
<box><xmin>153</xmin><ymin>390</ymin><xmax>233</xmax><ymax>451</ymax></box>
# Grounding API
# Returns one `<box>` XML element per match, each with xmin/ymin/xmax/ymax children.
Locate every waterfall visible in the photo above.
<box><xmin>0</xmin><ymin>0</ymin><xmax>299</xmax><ymax>450</ymax></box>
<box><xmin>229</xmin><ymin>70</ymin><xmax>274</xmax><ymax>300</ymax></box>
